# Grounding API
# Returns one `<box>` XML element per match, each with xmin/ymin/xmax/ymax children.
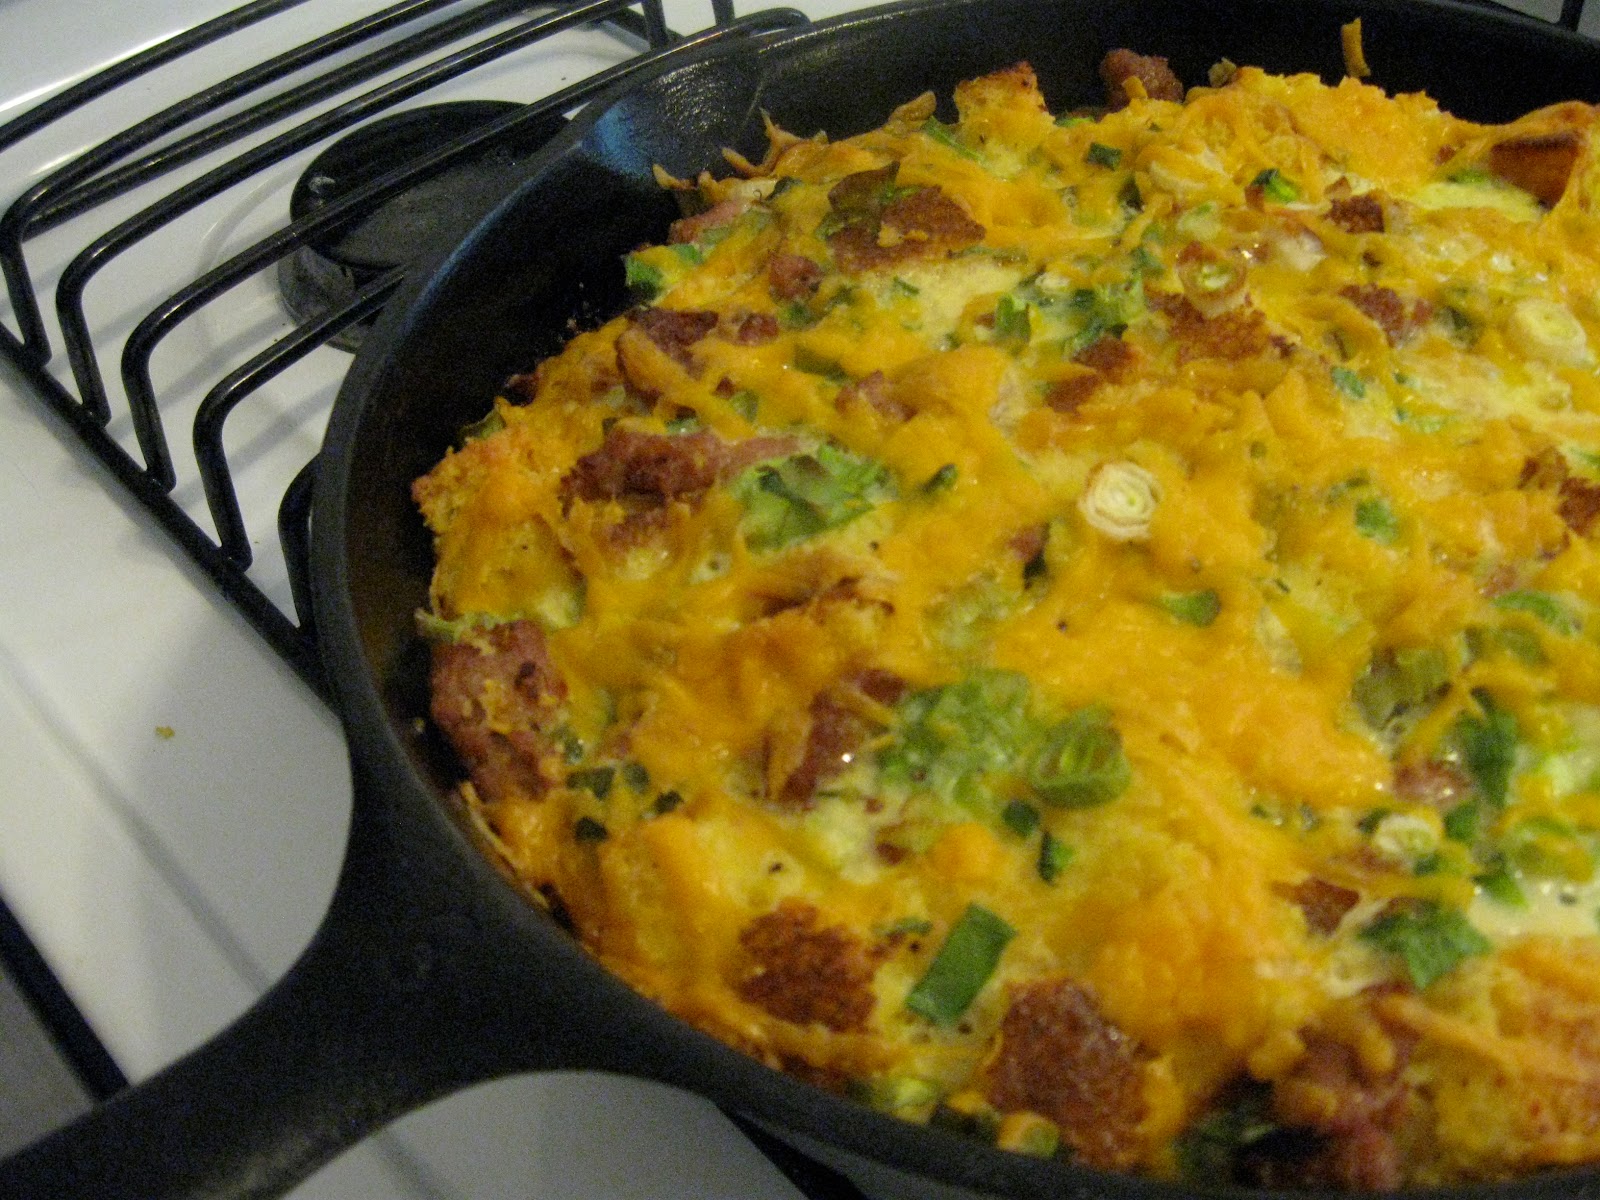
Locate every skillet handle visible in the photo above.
<box><xmin>0</xmin><ymin>758</ymin><xmax>598</xmax><ymax>1200</ymax></box>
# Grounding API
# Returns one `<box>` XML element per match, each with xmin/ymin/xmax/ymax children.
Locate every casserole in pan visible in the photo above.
<box><xmin>6</xmin><ymin>0</ymin><xmax>1600</xmax><ymax>1196</ymax></box>
<box><xmin>410</xmin><ymin>36</ymin><xmax>1600</xmax><ymax>1189</ymax></box>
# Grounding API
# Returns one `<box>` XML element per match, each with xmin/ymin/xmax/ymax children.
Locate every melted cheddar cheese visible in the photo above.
<box><xmin>415</xmin><ymin>57</ymin><xmax>1600</xmax><ymax>1188</ymax></box>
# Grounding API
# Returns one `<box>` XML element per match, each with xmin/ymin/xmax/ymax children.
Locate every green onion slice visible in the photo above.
<box><xmin>993</xmin><ymin>293</ymin><xmax>1032</xmax><ymax>345</ymax></box>
<box><xmin>1358</xmin><ymin>901</ymin><xmax>1491</xmax><ymax>989</ymax></box>
<box><xmin>1001</xmin><ymin>799</ymin><xmax>1040</xmax><ymax>838</ymax></box>
<box><xmin>1493</xmin><ymin>589</ymin><xmax>1579</xmax><ymax>635</ymax></box>
<box><xmin>1029</xmin><ymin>705</ymin><xmax>1132</xmax><ymax>807</ymax></box>
<box><xmin>906</xmin><ymin>903</ymin><xmax>1015</xmax><ymax>1025</ymax></box>
<box><xmin>1353</xmin><ymin>496</ymin><xmax>1400</xmax><ymax>543</ymax></box>
<box><xmin>1086</xmin><ymin>142</ymin><xmax>1123</xmax><ymax>169</ymax></box>
<box><xmin>1251</xmin><ymin>168</ymin><xmax>1301</xmax><ymax>203</ymax></box>
<box><xmin>1453</xmin><ymin>693</ymin><xmax>1519</xmax><ymax>810</ymax></box>
<box><xmin>1157</xmin><ymin>589</ymin><xmax>1221</xmax><ymax>626</ymax></box>
<box><xmin>1330</xmin><ymin>365</ymin><xmax>1366</xmax><ymax>398</ymax></box>
<box><xmin>1038</xmin><ymin>833</ymin><xmax>1074</xmax><ymax>883</ymax></box>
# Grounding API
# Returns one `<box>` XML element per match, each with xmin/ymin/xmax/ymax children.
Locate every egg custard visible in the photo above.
<box><xmin>414</xmin><ymin>50</ymin><xmax>1600</xmax><ymax>1188</ymax></box>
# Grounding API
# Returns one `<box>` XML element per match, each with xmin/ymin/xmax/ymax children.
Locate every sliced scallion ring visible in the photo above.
<box><xmin>1029</xmin><ymin>706</ymin><xmax>1132</xmax><ymax>807</ymax></box>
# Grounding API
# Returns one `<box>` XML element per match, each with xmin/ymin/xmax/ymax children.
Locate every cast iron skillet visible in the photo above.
<box><xmin>7</xmin><ymin>0</ymin><xmax>1600</xmax><ymax>1196</ymax></box>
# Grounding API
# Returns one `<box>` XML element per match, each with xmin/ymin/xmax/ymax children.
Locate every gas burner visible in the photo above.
<box><xmin>277</xmin><ymin>100</ymin><xmax>567</xmax><ymax>350</ymax></box>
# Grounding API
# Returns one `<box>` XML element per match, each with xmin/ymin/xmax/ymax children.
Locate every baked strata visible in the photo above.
<box><xmin>414</xmin><ymin>46</ymin><xmax>1600</xmax><ymax>1188</ymax></box>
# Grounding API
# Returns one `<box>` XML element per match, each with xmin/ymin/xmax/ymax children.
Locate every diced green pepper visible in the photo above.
<box><xmin>906</xmin><ymin>903</ymin><xmax>1015</xmax><ymax>1025</ymax></box>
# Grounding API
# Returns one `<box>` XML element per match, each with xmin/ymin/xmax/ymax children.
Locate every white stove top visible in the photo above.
<box><xmin>0</xmin><ymin>0</ymin><xmax>1589</xmax><ymax>1195</ymax></box>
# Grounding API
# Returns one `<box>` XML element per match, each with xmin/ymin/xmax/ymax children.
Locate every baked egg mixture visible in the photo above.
<box><xmin>414</xmin><ymin>43</ymin><xmax>1600</xmax><ymax>1189</ymax></box>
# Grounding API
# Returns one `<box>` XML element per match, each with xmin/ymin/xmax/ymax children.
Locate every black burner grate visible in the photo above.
<box><xmin>0</xmin><ymin>0</ymin><xmax>806</xmax><ymax>698</ymax></box>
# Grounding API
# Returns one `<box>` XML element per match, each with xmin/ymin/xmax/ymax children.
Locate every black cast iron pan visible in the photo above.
<box><xmin>7</xmin><ymin>0</ymin><xmax>1600</xmax><ymax>1196</ymax></box>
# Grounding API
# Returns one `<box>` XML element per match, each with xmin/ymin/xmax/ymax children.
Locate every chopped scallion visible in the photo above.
<box><xmin>456</xmin><ymin>408</ymin><xmax>506</xmax><ymax>446</ymax></box>
<box><xmin>1475</xmin><ymin>866</ymin><xmax>1527</xmax><ymax>908</ymax></box>
<box><xmin>1029</xmin><ymin>706</ymin><xmax>1131</xmax><ymax>807</ymax></box>
<box><xmin>1354</xmin><ymin>496</ymin><xmax>1400</xmax><ymax>544</ymax></box>
<box><xmin>1358</xmin><ymin>900</ymin><xmax>1490</xmax><ymax>989</ymax></box>
<box><xmin>1251</xmin><ymin>168</ymin><xmax>1301</xmax><ymax>203</ymax></box>
<box><xmin>566</xmin><ymin>766</ymin><xmax>615</xmax><ymax>799</ymax></box>
<box><xmin>1444</xmin><ymin>799</ymin><xmax>1481</xmax><ymax>843</ymax></box>
<box><xmin>993</xmin><ymin>293</ymin><xmax>1032</xmax><ymax>345</ymax></box>
<box><xmin>884</xmin><ymin>915</ymin><xmax>934</xmax><ymax>938</ymax></box>
<box><xmin>1038</xmin><ymin>833</ymin><xmax>1073</xmax><ymax>883</ymax></box>
<box><xmin>906</xmin><ymin>904</ymin><xmax>1015</xmax><ymax>1025</ymax></box>
<box><xmin>1452</xmin><ymin>694</ymin><xmax>1518</xmax><ymax>810</ymax></box>
<box><xmin>1352</xmin><ymin>646</ymin><xmax>1448</xmax><ymax>730</ymax></box>
<box><xmin>1001</xmin><ymin>800</ymin><xmax>1040</xmax><ymax>838</ymax></box>
<box><xmin>1330</xmin><ymin>365</ymin><xmax>1366</xmax><ymax>398</ymax></box>
<box><xmin>733</xmin><ymin>443</ymin><xmax>894</xmax><ymax>552</ymax></box>
<box><xmin>623</xmin><ymin>254</ymin><xmax>664</xmax><ymax>299</ymax></box>
<box><xmin>793</xmin><ymin>346</ymin><xmax>851</xmax><ymax>382</ymax></box>
<box><xmin>1157</xmin><ymin>589</ymin><xmax>1221</xmax><ymax>626</ymax></box>
<box><xmin>853</xmin><ymin>1075</ymin><xmax>940</xmax><ymax>1113</ymax></box>
<box><xmin>1493</xmin><ymin>589</ymin><xmax>1579</xmax><ymax>635</ymax></box>
<box><xmin>1086</xmin><ymin>142</ymin><xmax>1123</xmax><ymax>169</ymax></box>
<box><xmin>922</xmin><ymin>463</ymin><xmax>959</xmax><ymax>494</ymax></box>
<box><xmin>922</xmin><ymin>116</ymin><xmax>982</xmax><ymax>160</ymax></box>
